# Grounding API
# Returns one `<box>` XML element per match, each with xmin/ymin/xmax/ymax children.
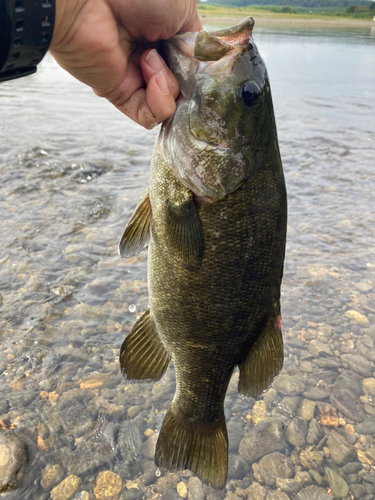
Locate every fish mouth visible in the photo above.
<box><xmin>164</xmin><ymin>17</ymin><xmax>257</xmax><ymax>97</ymax></box>
<box><xmin>194</xmin><ymin>17</ymin><xmax>255</xmax><ymax>64</ymax></box>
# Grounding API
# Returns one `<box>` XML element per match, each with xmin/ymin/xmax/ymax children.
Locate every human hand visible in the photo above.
<box><xmin>50</xmin><ymin>0</ymin><xmax>201</xmax><ymax>128</ymax></box>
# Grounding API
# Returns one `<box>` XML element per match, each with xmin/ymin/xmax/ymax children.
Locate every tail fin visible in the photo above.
<box><xmin>155</xmin><ymin>404</ymin><xmax>228</xmax><ymax>490</ymax></box>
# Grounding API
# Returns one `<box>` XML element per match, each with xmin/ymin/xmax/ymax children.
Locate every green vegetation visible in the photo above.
<box><xmin>198</xmin><ymin>1</ymin><xmax>375</xmax><ymax>19</ymax></box>
<box><xmin>199</xmin><ymin>0</ymin><xmax>374</xmax><ymax>6</ymax></box>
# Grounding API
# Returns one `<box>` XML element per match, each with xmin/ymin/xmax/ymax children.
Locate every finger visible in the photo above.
<box><xmin>181</xmin><ymin>10</ymin><xmax>203</xmax><ymax>33</ymax></box>
<box><xmin>114</xmin><ymin>70</ymin><xmax>176</xmax><ymax>129</ymax></box>
<box><xmin>141</xmin><ymin>49</ymin><xmax>179</xmax><ymax>100</ymax></box>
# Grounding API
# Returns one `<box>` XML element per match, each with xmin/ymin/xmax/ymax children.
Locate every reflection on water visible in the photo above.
<box><xmin>0</xmin><ymin>23</ymin><xmax>375</xmax><ymax>500</ymax></box>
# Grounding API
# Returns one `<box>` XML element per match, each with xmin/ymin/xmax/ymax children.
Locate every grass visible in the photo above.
<box><xmin>197</xmin><ymin>3</ymin><xmax>375</xmax><ymax>21</ymax></box>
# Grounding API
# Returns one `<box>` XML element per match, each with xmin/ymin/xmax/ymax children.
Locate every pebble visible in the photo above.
<box><xmin>324</xmin><ymin>467</ymin><xmax>349</xmax><ymax>498</ymax></box>
<box><xmin>93</xmin><ymin>471</ymin><xmax>123</xmax><ymax>499</ymax></box>
<box><xmin>326</xmin><ymin>430</ymin><xmax>357</xmax><ymax>465</ymax></box>
<box><xmin>273</xmin><ymin>375</ymin><xmax>305</xmax><ymax>396</ymax></box>
<box><xmin>177</xmin><ymin>481</ymin><xmax>188</xmax><ymax>498</ymax></box>
<box><xmin>295</xmin><ymin>485</ymin><xmax>332</xmax><ymax>500</ymax></box>
<box><xmin>252</xmin><ymin>401</ymin><xmax>269</xmax><ymax>424</ymax></box>
<box><xmin>302</xmin><ymin>387</ymin><xmax>330</xmax><ymax>401</ymax></box>
<box><xmin>59</xmin><ymin>398</ymin><xmax>93</xmax><ymax>437</ymax></box>
<box><xmin>162</xmin><ymin>488</ymin><xmax>183</xmax><ymax>500</ymax></box>
<box><xmin>362</xmin><ymin>378</ymin><xmax>375</xmax><ymax>396</ymax></box>
<box><xmin>356</xmin><ymin>416</ymin><xmax>375</xmax><ymax>434</ymax></box>
<box><xmin>342</xmin><ymin>462</ymin><xmax>363</xmax><ymax>474</ymax></box>
<box><xmin>118</xmin><ymin>421</ymin><xmax>142</xmax><ymax>458</ymax></box>
<box><xmin>276</xmin><ymin>477</ymin><xmax>304</xmax><ymax>494</ymax></box>
<box><xmin>272</xmin><ymin>397</ymin><xmax>299</xmax><ymax>420</ymax></box>
<box><xmin>266</xmin><ymin>491</ymin><xmax>290</xmax><ymax>500</ymax></box>
<box><xmin>127</xmin><ymin>406</ymin><xmax>140</xmax><ymax>419</ymax></box>
<box><xmin>155</xmin><ymin>473</ymin><xmax>180</xmax><ymax>493</ymax></box>
<box><xmin>227</xmin><ymin>421</ymin><xmax>245</xmax><ymax>453</ymax></box>
<box><xmin>349</xmin><ymin>484</ymin><xmax>367</xmax><ymax>498</ymax></box>
<box><xmin>330</xmin><ymin>389</ymin><xmax>365</xmax><ymax>422</ymax></box>
<box><xmin>258</xmin><ymin>452</ymin><xmax>294</xmax><ymax>486</ymax></box>
<box><xmin>341</xmin><ymin>354</ymin><xmax>373</xmax><ymax>378</ymax></box>
<box><xmin>299</xmin><ymin>361</ymin><xmax>313</xmax><ymax>373</ymax></box>
<box><xmin>285</xmin><ymin>417</ymin><xmax>307</xmax><ymax>447</ymax></box>
<box><xmin>357</xmin><ymin>448</ymin><xmax>375</xmax><ymax>465</ymax></box>
<box><xmin>332</xmin><ymin>371</ymin><xmax>362</xmax><ymax>396</ymax></box>
<box><xmin>202</xmin><ymin>484</ymin><xmax>225</xmax><ymax>500</ymax></box>
<box><xmin>187</xmin><ymin>477</ymin><xmax>204</xmax><ymax>500</ymax></box>
<box><xmin>67</xmin><ymin>433</ymin><xmax>116</xmax><ymax>476</ymax></box>
<box><xmin>244</xmin><ymin>482</ymin><xmax>266</xmax><ymax>500</ymax></box>
<box><xmin>0</xmin><ymin>431</ymin><xmax>28</xmax><ymax>494</ymax></box>
<box><xmin>306</xmin><ymin>418</ymin><xmax>324</xmax><ymax>445</ymax></box>
<box><xmin>307</xmin><ymin>340</ymin><xmax>332</xmax><ymax>357</ymax></box>
<box><xmin>316</xmin><ymin>402</ymin><xmax>339</xmax><ymax>427</ymax></box>
<box><xmin>238</xmin><ymin>419</ymin><xmax>286</xmax><ymax>463</ymax></box>
<box><xmin>50</xmin><ymin>475</ymin><xmax>82</xmax><ymax>500</ymax></box>
<box><xmin>141</xmin><ymin>433</ymin><xmax>159</xmax><ymax>460</ymax></box>
<box><xmin>299</xmin><ymin>450</ymin><xmax>323</xmax><ymax>469</ymax></box>
<box><xmin>74</xmin><ymin>493</ymin><xmax>90</xmax><ymax>500</ymax></box>
<box><xmin>228</xmin><ymin>455</ymin><xmax>248</xmax><ymax>480</ymax></box>
<box><xmin>297</xmin><ymin>399</ymin><xmax>316</xmax><ymax>421</ymax></box>
<box><xmin>345</xmin><ymin>310</ymin><xmax>369</xmax><ymax>324</ymax></box>
<box><xmin>41</xmin><ymin>464</ymin><xmax>64</xmax><ymax>490</ymax></box>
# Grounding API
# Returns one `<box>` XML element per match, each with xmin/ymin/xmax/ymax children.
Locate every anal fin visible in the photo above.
<box><xmin>119</xmin><ymin>189</ymin><xmax>151</xmax><ymax>259</ymax></box>
<box><xmin>238</xmin><ymin>303</ymin><xmax>284</xmax><ymax>398</ymax></box>
<box><xmin>120</xmin><ymin>309</ymin><xmax>171</xmax><ymax>381</ymax></box>
<box><xmin>165</xmin><ymin>193</ymin><xmax>204</xmax><ymax>271</ymax></box>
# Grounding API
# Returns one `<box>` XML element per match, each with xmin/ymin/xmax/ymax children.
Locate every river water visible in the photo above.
<box><xmin>0</xmin><ymin>22</ymin><xmax>375</xmax><ymax>500</ymax></box>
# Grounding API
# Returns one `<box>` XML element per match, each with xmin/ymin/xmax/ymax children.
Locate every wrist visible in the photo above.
<box><xmin>0</xmin><ymin>0</ymin><xmax>55</xmax><ymax>82</ymax></box>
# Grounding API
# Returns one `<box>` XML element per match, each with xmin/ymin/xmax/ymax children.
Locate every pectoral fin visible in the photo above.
<box><xmin>165</xmin><ymin>193</ymin><xmax>204</xmax><ymax>271</ymax></box>
<box><xmin>118</xmin><ymin>189</ymin><xmax>151</xmax><ymax>259</ymax></box>
<box><xmin>120</xmin><ymin>309</ymin><xmax>171</xmax><ymax>382</ymax></box>
<box><xmin>238</xmin><ymin>303</ymin><xmax>284</xmax><ymax>398</ymax></box>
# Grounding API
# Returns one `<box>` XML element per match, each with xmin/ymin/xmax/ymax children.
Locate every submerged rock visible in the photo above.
<box><xmin>330</xmin><ymin>389</ymin><xmax>365</xmax><ymax>422</ymax></box>
<box><xmin>324</xmin><ymin>467</ymin><xmax>349</xmax><ymax>498</ymax></box>
<box><xmin>239</xmin><ymin>419</ymin><xmax>286</xmax><ymax>463</ymax></box>
<box><xmin>67</xmin><ymin>433</ymin><xmax>116</xmax><ymax>476</ymax></box>
<box><xmin>273</xmin><ymin>375</ymin><xmax>305</xmax><ymax>396</ymax></box>
<box><xmin>93</xmin><ymin>470</ymin><xmax>123</xmax><ymax>500</ymax></box>
<box><xmin>40</xmin><ymin>464</ymin><xmax>64</xmax><ymax>490</ymax></box>
<box><xmin>118</xmin><ymin>421</ymin><xmax>142</xmax><ymax>459</ymax></box>
<box><xmin>285</xmin><ymin>417</ymin><xmax>307</xmax><ymax>447</ymax></box>
<box><xmin>258</xmin><ymin>452</ymin><xmax>293</xmax><ymax>486</ymax></box>
<box><xmin>326</xmin><ymin>430</ymin><xmax>357</xmax><ymax>466</ymax></box>
<box><xmin>295</xmin><ymin>485</ymin><xmax>331</xmax><ymax>500</ymax></box>
<box><xmin>187</xmin><ymin>476</ymin><xmax>204</xmax><ymax>500</ymax></box>
<box><xmin>50</xmin><ymin>475</ymin><xmax>82</xmax><ymax>500</ymax></box>
<box><xmin>0</xmin><ymin>431</ymin><xmax>28</xmax><ymax>494</ymax></box>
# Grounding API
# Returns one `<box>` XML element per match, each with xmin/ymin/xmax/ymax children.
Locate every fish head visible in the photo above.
<box><xmin>159</xmin><ymin>18</ymin><xmax>273</xmax><ymax>201</ymax></box>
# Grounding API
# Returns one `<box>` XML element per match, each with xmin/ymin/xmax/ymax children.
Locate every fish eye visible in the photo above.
<box><xmin>241</xmin><ymin>82</ymin><xmax>261</xmax><ymax>107</ymax></box>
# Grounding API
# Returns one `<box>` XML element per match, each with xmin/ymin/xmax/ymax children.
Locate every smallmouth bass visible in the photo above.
<box><xmin>118</xmin><ymin>17</ymin><xmax>287</xmax><ymax>489</ymax></box>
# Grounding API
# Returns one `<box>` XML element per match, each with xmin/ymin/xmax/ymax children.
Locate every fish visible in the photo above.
<box><xmin>118</xmin><ymin>17</ymin><xmax>287</xmax><ymax>490</ymax></box>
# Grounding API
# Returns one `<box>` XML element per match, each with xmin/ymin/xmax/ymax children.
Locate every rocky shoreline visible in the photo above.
<box><xmin>1</xmin><ymin>293</ymin><xmax>375</xmax><ymax>500</ymax></box>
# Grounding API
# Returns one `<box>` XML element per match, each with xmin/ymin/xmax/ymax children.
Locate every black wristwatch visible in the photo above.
<box><xmin>0</xmin><ymin>0</ymin><xmax>55</xmax><ymax>82</ymax></box>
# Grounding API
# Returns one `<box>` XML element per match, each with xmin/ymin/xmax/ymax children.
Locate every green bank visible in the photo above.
<box><xmin>198</xmin><ymin>3</ymin><xmax>375</xmax><ymax>25</ymax></box>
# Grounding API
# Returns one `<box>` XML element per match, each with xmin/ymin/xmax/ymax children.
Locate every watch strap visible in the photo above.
<box><xmin>0</xmin><ymin>0</ymin><xmax>55</xmax><ymax>82</ymax></box>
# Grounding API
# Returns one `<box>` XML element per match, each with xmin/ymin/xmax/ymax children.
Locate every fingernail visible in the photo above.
<box><xmin>155</xmin><ymin>70</ymin><xmax>169</xmax><ymax>94</ymax></box>
<box><xmin>145</xmin><ymin>49</ymin><xmax>165</xmax><ymax>72</ymax></box>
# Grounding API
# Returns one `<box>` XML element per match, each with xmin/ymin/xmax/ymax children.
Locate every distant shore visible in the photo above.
<box><xmin>198</xmin><ymin>6</ymin><xmax>375</xmax><ymax>28</ymax></box>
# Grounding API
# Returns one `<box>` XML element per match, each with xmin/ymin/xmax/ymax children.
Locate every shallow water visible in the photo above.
<box><xmin>0</xmin><ymin>22</ymin><xmax>375</xmax><ymax>500</ymax></box>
